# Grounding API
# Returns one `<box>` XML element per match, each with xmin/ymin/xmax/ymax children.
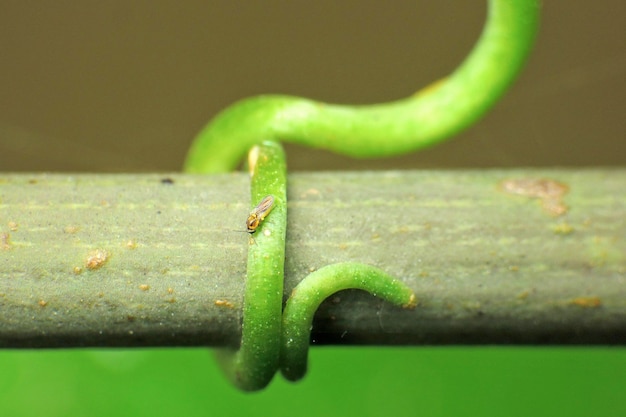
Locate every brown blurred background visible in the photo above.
<box><xmin>0</xmin><ymin>1</ymin><xmax>624</xmax><ymax>172</ymax></box>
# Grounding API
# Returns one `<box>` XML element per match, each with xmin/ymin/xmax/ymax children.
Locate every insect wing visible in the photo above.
<box><xmin>254</xmin><ymin>195</ymin><xmax>274</xmax><ymax>220</ymax></box>
<box><xmin>246</xmin><ymin>195</ymin><xmax>274</xmax><ymax>233</ymax></box>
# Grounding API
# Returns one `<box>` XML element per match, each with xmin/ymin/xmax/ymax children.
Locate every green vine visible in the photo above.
<box><xmin>214</xmin><ymin>142</ymin><xmax>287</xmax><ymax>391</ymax></box>
<box><xmin>184</xmin><ymin>0</ymin><xmax>539</xmax><ymax>391</ymax></box>
<box><xmin>281</xmin><ymin>263</ymin><xmax>416</xmax><ymax>382</ymax></box>
<box><xmin>184</xmin><ymin>0</ymin><xmax>539</xmax><ymax>173</ymax></box>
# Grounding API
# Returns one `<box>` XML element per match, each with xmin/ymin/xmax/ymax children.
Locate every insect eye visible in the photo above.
<box><xmin>247</xmin><ymin>217</ymin><xmax>259</xmax><ymax>229</ymax></box>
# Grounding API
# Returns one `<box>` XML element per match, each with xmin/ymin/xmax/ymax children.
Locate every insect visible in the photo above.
<box><xmin>246</xmin><ymin>195</ymin><xmax>275</xmax><ymax>234</ymax></box>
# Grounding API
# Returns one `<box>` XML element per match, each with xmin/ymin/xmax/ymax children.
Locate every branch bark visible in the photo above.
<box><xmin>1</xmin><ymin>169</ymin><xmax>624</xmax><ymax>348</ymax></box>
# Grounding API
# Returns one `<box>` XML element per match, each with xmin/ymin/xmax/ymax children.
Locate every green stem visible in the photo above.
<box><xmin>280</xmin><ymin>263</ymin><xmax>416</xmax><ymax>382</ymax></box>
<box><xmin>185</xmin><ymin>0</ymin><xmax>541</xmax><ymax>391</ymax></box>
<box><xmin>214</xmin><ymin>141</ymin><xmax>287</xmax><ymax>391</ymax></box>
<box><xmin>184</xmin><ymin>0</ymin><xmax>539</xmax><ymax>173</ymax></box>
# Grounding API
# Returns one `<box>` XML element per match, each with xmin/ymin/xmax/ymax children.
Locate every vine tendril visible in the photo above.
<box><xmin>214</xmin><ymin>141</ymin><xmax>287</xmax><ymax>391</ymax></box>
<box><xmin>280</xmin><ymin>262</ymin><xmax>416</xmax><ymax>382</ymax></box>
<box><xmin>184</xmin><ymin>0</ymin><xmax>539</xmax><ymax>173</ymax></box>
<box><xmin>184</xmin><ymin>0</ymin><xmax>540</xmax><ymax>391</ymax></box>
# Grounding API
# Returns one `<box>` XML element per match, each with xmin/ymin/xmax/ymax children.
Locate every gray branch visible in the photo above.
<box><xmin>1</xmin><ymin>169</ymin><xmax>624</xmax><ymax>348</ymax></box>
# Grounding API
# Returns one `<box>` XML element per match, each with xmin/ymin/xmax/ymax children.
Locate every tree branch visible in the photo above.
<box><xmin>1</xmin><ymin>169</ymin><xmax>624</xmax><ymax>348</ymax></box>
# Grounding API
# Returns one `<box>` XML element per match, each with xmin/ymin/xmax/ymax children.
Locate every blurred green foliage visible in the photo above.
<box><xmin>1</xmin><ymin>348</ymin><xmax>624</xmax><ymax>416</ymax></box>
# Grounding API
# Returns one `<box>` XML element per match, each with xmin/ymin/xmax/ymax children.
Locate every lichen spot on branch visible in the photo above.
<box><xmin>499</xmin><ymin>178</ymin><xmax>569</xmax><ymax>216</ymax></box>
<box><xmin>85</xmin><ymin>249</ymin><xmax>110</xmax><ymax>270</ymax></box>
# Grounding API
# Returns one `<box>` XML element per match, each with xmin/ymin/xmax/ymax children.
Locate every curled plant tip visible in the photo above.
<box><xmin>280</xmin><ymin>262</ymin><xmax>416</xmax><ymax>382</ymax></box>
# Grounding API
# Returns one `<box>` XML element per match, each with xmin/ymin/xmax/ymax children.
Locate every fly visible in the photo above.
<box><xmin>246</xmin><ymin>195</ymin><xmax>275</xmax><ymax>234</ymax></box>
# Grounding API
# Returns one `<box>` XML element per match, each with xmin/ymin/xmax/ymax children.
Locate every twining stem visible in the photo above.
<box><xmin>214</xmin><ymin>141</ymin><xmax>287</xmax><ymax>391</ymax></box>
<box><xmin>280</xmin><ymin>263</ymin><xmax>416</xmax><ymax>382</ymax></box>
<box><xmin>184</xmin><ymin>0</ymin><xmax>539</xmax><ymax>173</ymax></box>
<box><xmin>183</xmin><ymin>0</ymin><xmax>541</xmax><ymax>391</ymax></box>
<box><xmin>212</xmin><ymin>143</ymin><xmax>417</xmax><ymax>391</ymax></box>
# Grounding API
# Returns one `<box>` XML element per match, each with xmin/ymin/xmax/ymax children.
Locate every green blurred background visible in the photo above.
<box><xmin>1</xmin><ymin>1</ymin><xmax>624</xmax><ymax>416</ymax></box>
<box><xmin>2</xmin><ymin>348</ymin><xmax>624</xmax><ymax>416</ymax></box>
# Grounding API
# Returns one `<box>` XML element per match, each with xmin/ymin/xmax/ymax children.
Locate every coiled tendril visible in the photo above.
<box><xmin>184</xmin><ymin>0</ymin><xmax>539</xmax><ymax>391</ymax></box>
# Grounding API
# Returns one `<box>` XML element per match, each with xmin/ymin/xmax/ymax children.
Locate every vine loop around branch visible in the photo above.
<box><xmin>184</xmin><ymin>0</ymin><xmax>540</xmax><ymax>391</ymax></box>
<box><xmin>216</xmin><ymin>143</ymin><xmax>416</xmax><ymax>391</ymax></box>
